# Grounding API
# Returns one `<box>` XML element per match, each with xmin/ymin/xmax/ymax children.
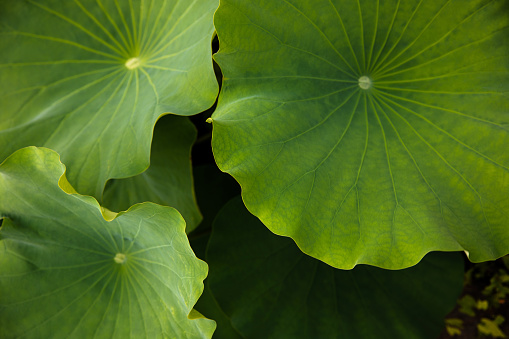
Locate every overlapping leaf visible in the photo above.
<box><xmin>211</xmin><ymin>0</ymin><xmax>509</xmax><ymax>268</ymax></box>
<box><xmin>103</xmin><ymin>115</ymin><xmax>202</xmax><ymax>233</ymax></box>
<box><xmin>0</xmin><ymin>0</ymin><xmax>219</xmax><ymax>198</ymax></box>
<box><xmin>206</xmin><ymin>198</ymin><xmax>464</xmax><ymax>339</ymax></box>
<box><xmin>0</xmin><ymin>147</ymin><xmax>215</xmax><ymax>338</ymax></box>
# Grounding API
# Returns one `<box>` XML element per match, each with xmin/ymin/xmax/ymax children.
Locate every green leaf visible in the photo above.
<box><xmin>445</xmin><ymin>317</ymin><xmax>463</xmax><ymax>337</ymax></box>
<box><xmin>0</xmin><ymin>0</ymin><xmax>219</xmax><ymax>198</ymax></box>
<box><xmin>445</xmin><ymin>318</ymin><xmax>464</xmax><ymax>326</ymax></box>
<box><xmin>211</xmin><ymin>0</ymin><xmax>509</xmax><ymax>269</ymax></box>
<box><xmin>103</xmin><ymin>114</ymin><xmax>202</xmax><ymax>233</ymax></box>
<box><xmin>458</xmin><ymin>295</ymin><xmax>476</xmax><ymax>316</ymax></box>
<box><xmin>477</xmin><ymin>299</ymin><xmax>489</xmax><ymax>310</ymax></box>
<box><xmin>478</xmin><ymin>316</ymin><xmax>506</xmax><ymax>338</ymax></box>
<box><xmin>207</xmin><ymin>197</ymin><xmax>464</xmax><ymax>339</ymax></box>
<box><xmin>194</xmin><ymin>283</ymin><xmax>243</xmax><ymax>339</ymax></box>
<box><xmin>445</xmin><ymin>327</ymin><xmax>462</xmax><ymax>337</ymax></box>
<box><xmin>189</xmin><ymin>165</ymin><xmax>241</xmax><ymax>339</ymax></box>
<box><xmin>0</xmin><ymin>147</ymin><xmax>215</xmax><ymax>338</ymax></box>
<box><xmin>190</xmin><ymin>231</ymin><xmax>243</xmax><ymax>339</ymax></box>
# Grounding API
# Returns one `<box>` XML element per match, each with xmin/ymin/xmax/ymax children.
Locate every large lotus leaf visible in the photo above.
<box><xmin>211</xmin><ymin>0</ymin><xmax>509</xmax><ymax>269</ymax></box>
<box><xmin>0</xmin><ymin>0</ymin><xmax>219</xmax><ymax>198</ymax></box>
<box><xmin>103</xmin><ymin>115</ymin><xmax>202</xmax><ymax>233</ymax></box>
<box><xmin>0</xmin><ymin>147</ymin><xmax>215</xmax><ymax>338</ymax></box>
<box><xmin>207</xmin><ymin>197</ymin><xmax>464</xmax><ymax>339</ymax></box>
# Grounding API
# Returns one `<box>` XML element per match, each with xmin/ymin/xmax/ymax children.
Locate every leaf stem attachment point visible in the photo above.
<box><xmin>358</xmin><ymin>76</ymin><xmax>372</xmax><ymax>90</ymax></box>
<box><xmin>114</xmin><ymin>253</ymin><xmax>127</xmax><ymax>264</ymax></box>
<box><xmin>125</xmin><ymin>57</ymin><xmax>142</xmax><ymax>70</ymax></box>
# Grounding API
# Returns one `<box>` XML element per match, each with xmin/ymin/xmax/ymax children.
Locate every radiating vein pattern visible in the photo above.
<box><xmin>0</xmin><ymin>0</ymin><xmax>219</xmax><ymax>198</ymax></box>
<box><xmin>211</xmin><ymin>0</ymin><xmax>509</xmax><ymax>269</ymax></box>
<box><xmin>0</xmin><ymin>147</ymin><xmax>214</xmax><ymax>338</ymax></box>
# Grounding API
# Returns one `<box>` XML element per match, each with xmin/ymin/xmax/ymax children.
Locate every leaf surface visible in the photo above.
<box><xmin>207</xmin><ymin>198</ymin><xmax>464</xmax><ymax>339</ymax></box>
<box><xmin>0</xmin><ymin>147</ymin><xmax>215</xmax><ymax>339</ymax></box>
<box><xmin>190</xmin><ymin>232</ymin><xmax>243</xmax><ymax>339</ymax></box>
<box><xmin>211</xmin><ymin>0</ymin><xmax>509</xmax><ymax>268</ymax></box>
<box><xmin>0</xmin><ymin>0</ymin><xmax>219</xmax><ymax>198</ymax></box>
<box><xmin>189</xmin><ymin>166</ymin><xmax>242</xmax><ymax>339</ymax></box>
<box><xmin>103</xmin><ymin>115</ymin><xmax>202</xmax><ymax>233</ymax></box>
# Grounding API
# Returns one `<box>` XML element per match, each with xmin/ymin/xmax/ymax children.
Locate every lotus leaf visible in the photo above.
<box><xmin>211</xmin><ymin>0</ymin><xmax>509</xmax><ymax>269</ymax></box>
<box><xmin>0</xmin><ymin>147</ymin><xmax>215</xmax><ymax>338</ymax></box>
